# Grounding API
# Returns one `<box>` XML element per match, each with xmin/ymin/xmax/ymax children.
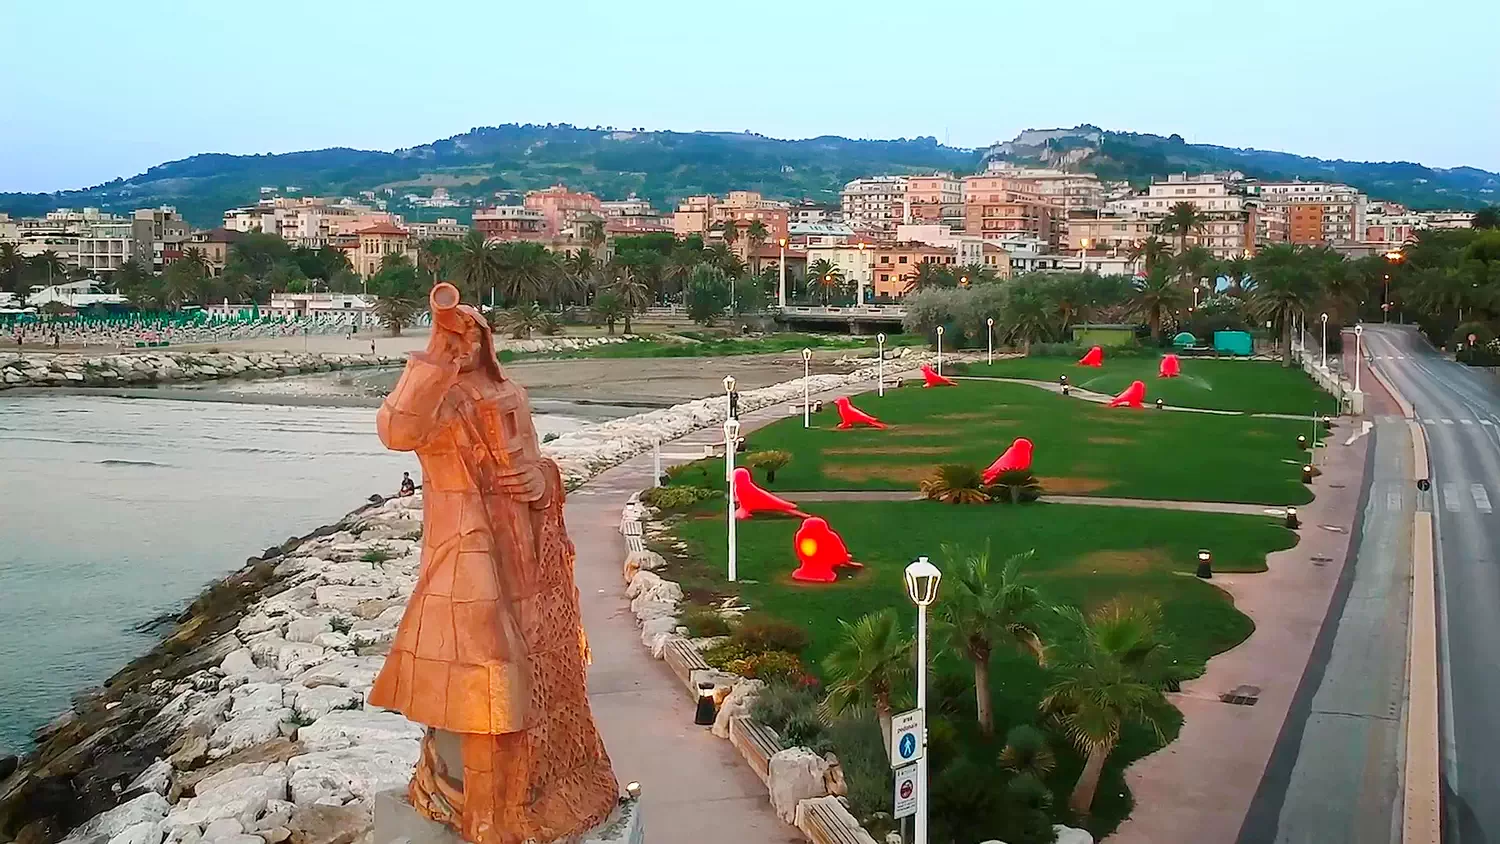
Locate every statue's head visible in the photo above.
<box><xmin>431</xmin><ymin>282</ymin><xmax>504</xmax><ymax>381</ymax></box>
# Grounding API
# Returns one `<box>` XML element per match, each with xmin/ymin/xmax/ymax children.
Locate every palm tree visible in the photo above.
<box><xmin>417</xmin><ymin>238</ymin><xmax>447</xmax><ymax>285</ymax></box>
<box><xmin>1046</xmin><ymin>273</ymin><xmax>1089</xmax><ymax>334</ymax></box>
<box><xmin>806</xmin><ymin>259</ymin><xmax>845</xmax><ymax>305</ymax></box>
<box><xmin>662</xmin><ymin>247</ymin><xmax>700</xmax><ymax>301</ymax></box>
<box><xmin>822</xmin><ymin>609</ymin><xmax>914</xmax><ymax>757</ymax></box>
<box><xmin>903</xmin><ymin>262</ymin><xmax>956</xmax><ymax>294</ymax></box>
<box><xmin>29</xmin><ymin>250</ymin><xmax>66</xmax><ymax>286</ymax></box>
<box><xmin>1128</xmin><ymin>236</ymin><xmax>1171</xmax><ymax>275</ymax></box>
<box><xmin>591</xmin><ymin>291</ymin><xmax>628</xmax><ymax>334</ymax></box>
<box><xmin>583</xmin><ymin>218</ymin><xmax>607</xmax><ymax>249</ymax></box>
<box><xmin>1473</xmin><ymin>206</ymin><xmax>1500</xmax><ymax>230</ymax></box>
<box><xmin>0</xmin><ymin>242</ymin><xmax>25</xmax><ymax>293</ymax></box>
<box><xmin>602</xmin><ymin>265</ymin><xmax>651</xmax><ymax>334</ymax></box>
<box><xmin>1174</xmin><ymin>245</ymin><xmax>1215</xmax><ymax>292</ymax></box>
<box><xmin>495</xmin><ymin>301</ymin><xmax>547</xmax><ymax>339</ymax></box>
<box><xmin>454</xmin><ymin>230</ymin><xmax>502</xmax><ymax>305</ymax></box>
<box><xmin>1161</xmin><ymin>202</ymin><xmax>1205</xmax><ymax>254</ymax></box>
<box><xmin>1129</xmin><ymin>267</ymin><xmax>1187</xmax><ymax>343</ymax></box>
<box><xmin>557</xmin><ymin>247</ymin><xmax>598</xmax><ymax>306</ymax></box>
<box><xmin>704</xmin><ymin>241</ymin><xmax>745</xmax><ymax>279</ymax></box>
<box><xmin>1250</xmin><ymin>244</ymin><xmax>1322</xmax><ymax>367</ymax></box>
<box><xmin>369</xmin><ymin>254</ymin><xmax>423</xmax><ymax>336</ymax></box>
<box><xmin>1002</xmin><ymin>284</ymin><xmax>1052</xmax><ymax>353</ymax></box>
<box><xmin>936</xmin><ymin>547</ymin><xmax>1049</xmax><ymax>736</ymax></box>
<box><xmin>494</xmin><ymin>240</ymin><xmax>559</xmax><ymax>307</ymax></box>
<box><xmin>1042</xmin><ymin>601</ymin><xmax>1176</xmax><ymax>815</ymax></box>
<box><xmin>179</xmin><ymin>246</ymin><xmax>210</xmax><ymax>278</ymax></box>
<box><xmin>1221</xmin><ymin>255</ymin><xmax>1252</xmax><ymax>295</ymax></box>
<box><xmin>745</xmin><ymin>220</ymin><xmax>769</xmax><ymax>275</ymax></box>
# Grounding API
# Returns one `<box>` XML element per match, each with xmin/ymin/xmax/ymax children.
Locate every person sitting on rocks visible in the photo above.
<box><xmin>398</xmin><ymin>471</ymin><xmax>416</xmax><ymax>497</ymax></box>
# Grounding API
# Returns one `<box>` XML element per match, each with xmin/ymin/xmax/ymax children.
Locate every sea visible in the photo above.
<box><xmin>0</xmin><ymin>390</ymin><xmax>590</xmax><ymax>755</ymax></box>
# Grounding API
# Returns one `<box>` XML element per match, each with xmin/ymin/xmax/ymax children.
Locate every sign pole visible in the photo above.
<box><xmin>802</xmin><ymin>348</ymin><xmax>812</xmax><ymax>428</ymax></box>
<box><xmin>936</xmin><ymin>326</ymin><xmax>944</xmax><ymax>377</ymax></box>
<box><xmin>915</xmin><ymin>599</ymin><xmax>928</xmax><ymax>844</ymax></box>
<box><xmin>877</xmin><ymin>333</ymin><xmax>886</xmax><ymax>397</ymax></box>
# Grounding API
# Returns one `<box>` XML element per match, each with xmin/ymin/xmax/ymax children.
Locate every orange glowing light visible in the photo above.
<box><xmin>799</xmin><ymin>538</ymin><xmax>819</xmax><ymax>557</ymax></box>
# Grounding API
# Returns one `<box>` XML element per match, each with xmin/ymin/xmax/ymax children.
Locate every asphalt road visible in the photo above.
<box><xmin>1364</xmin><ymin>325</ymin><xmax>1500</xmax><ymax>843</ymax></box>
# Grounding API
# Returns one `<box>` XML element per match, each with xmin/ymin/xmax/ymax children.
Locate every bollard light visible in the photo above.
<box><xmin>625</xmin><ymin>781</ymin><xmax>642</xmax><ymax>801</ymax></box>
<box><xmin>1285</xmin><ymin>507</ymin><xmax>1299</xmax><ymax>529</ymax></box>
<box><xmin>1297</xmin><ymin>435</ymin><xmax>1307</xmax><ymax>449</ymax></box>
<box><xmin>1155</xmin><ymin>398</ymin><xmax>1164</xmax><ymax>410</ymax></box>
<box><xmin>1302</xmin><ymin>464</ymin><xmax>1314</xmax><ymax>484</ymax></box>
<box><xmin>694</xmin><ymin>682</ymin><xmax>718</xmax><ymax>725</ymax></box>
<box><xmin>1196</xmin><ymin>549</ymin><xmax>1213</xmax><ymax>579</ymax></box>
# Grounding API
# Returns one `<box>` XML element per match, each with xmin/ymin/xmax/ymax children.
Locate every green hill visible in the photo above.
<box><xmin>2</xmin><ymin>123</ymin><xmax>1494</xmax><ymax>229</ymax></box>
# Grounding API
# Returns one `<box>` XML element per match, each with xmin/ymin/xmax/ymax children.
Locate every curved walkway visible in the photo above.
<box><xmin>781</xmin><ymin>489</ymin><xmax>1278</xmax><ymax>516</ymax></box>
<box><xmin>954</xmin><ymin>375</ymin><xmax>1318</xmax><ymax>420</ymax></box>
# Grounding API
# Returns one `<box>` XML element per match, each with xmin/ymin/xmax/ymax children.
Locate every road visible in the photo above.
<box><xmin>1364</xmin><ymin>325</ymin><xmax>1500</xmax><ymax>843</ymax></box>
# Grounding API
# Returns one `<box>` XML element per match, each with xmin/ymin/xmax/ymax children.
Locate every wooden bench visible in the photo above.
<box><xmin>728</xmin><ymin>715</ymin><xmax>781</xmax><ymax>787</ymax></box>
<box><xmin>794</xmin><ymin>795</ymin><xmax>879</xmax><ymax>844</ymax></box>
<box><xmin>662</xmin><ymin>637</ymin><xmax>709</xmax><ymax>693</ymax></box>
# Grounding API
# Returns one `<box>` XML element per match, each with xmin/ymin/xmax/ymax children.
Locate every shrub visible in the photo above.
<box><xmin>537</xmin><ymin>312</ymin><xmax>563</xmax><ymax>336</ymax></box>
<box><xmin>741</xmin><ymin>450</ymin><xmax>791</xmax><ymax>483</ymax></box>
<box><xmin>823</xmin><ymin>714</ymin><xmax>894</xmax><ymax>835</ymax></box>
<box><xmin>984</xmin><ymin>469</ymin><xmax>1042</xmax><ymax>504</ymax></box>
<box><xmin>640</xmin><ymin>485</ymin><xmax>720</xmax><ymax>511</ymax></box>
<box><xmin>781</xmin><ymin>709</ymin><xmax>831</xmax><ymax>753</ymax></box>
<box><xmin>679</xmin><ymin>605</ymin><xmax>732</xmax><ymax>638</ymax></box>
<box><xmin>702</xmin><ymin>640</ymin><xmax>754</xmax><ymax>669</ymax></box>
<box><xmin>731</xmin><ymin>612</ymin><xmax>811</xmax><ymax>654</ymax></box>
<box><xmin>997</xmin><ymin>773</ymin><xmax>1058</xmax><ymax>844</ymax></box>
<box><xmin>724</xmin><ymin>650</ymin><xmax>805</xmax><ymax>682</ymax></box>
<box><xmin>750</xmin><ymin>678</ymin><xmax>822</xmax><ymax>734</ymax></box>
<box><xmin>359</xmin><ymin>546</ymin><xmax>394</xmax><ymax>563</ymax></box>
<box><xmin>663</xmin><ymin>459</ymin><xmax>720</xmax><ymax>490</ymax></box>
<box><xmin>920</xmin><ymin>464</ymin><xmax>989</xmax><ymax>504</ymax></box>
<box><xmin>998</xmin><ymin>724</ymin><xmax>1056</xmax><ymax>779</ymax></box>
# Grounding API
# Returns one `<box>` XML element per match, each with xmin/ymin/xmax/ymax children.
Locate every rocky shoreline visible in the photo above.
<box><xmin>0</xmin><ymin>355</ymin><xmax>922</xmax><ymax>844</ymax></box>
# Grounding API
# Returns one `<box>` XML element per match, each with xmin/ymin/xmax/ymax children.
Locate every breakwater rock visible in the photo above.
<box><xmin>0</xmin><ymin>352</ymin><xmax>406</xmax><ymax>391</ymax></box>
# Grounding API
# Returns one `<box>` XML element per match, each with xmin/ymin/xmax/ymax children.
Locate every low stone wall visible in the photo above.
<box><xmin>0</xmin><ymin>351</ymin><xmax>405</xmax><ymax>390</ymax></box>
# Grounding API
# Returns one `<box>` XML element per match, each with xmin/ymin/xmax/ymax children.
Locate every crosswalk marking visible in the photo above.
<box><xmin>1423</xmin><ymin>419</ymin><xmax>1437</xmax><ymax>425</ymax></box>
<box><xmin>1483</xmin><ymin>420</ymin><xmax>1495</xmax><ymax>426</ymax></box>
<box><xmin>1442</xmin><ymin>419</ymin><xmax>1455</xmax><ymax>425</ymax></box>
<box><xmin>1473</xmin><ymin>485</ymin><xmax>1493</xmax><ymax>514</ymax></box>
<box><xmin>1444</xmin><ymin>484</ymin><xmax>1462</xmax><ymax>511</ymax></box>
<box><xmin>1461</xmin><ymin>419</ymin><xmax>1475</xmax><ymax>425</ymax></box>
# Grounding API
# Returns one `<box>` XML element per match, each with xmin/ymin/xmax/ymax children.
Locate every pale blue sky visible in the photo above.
<box><xmin>2</xmin><ymin>0</ymin><xmax>1496</xmax><ymax>192</ymax></box>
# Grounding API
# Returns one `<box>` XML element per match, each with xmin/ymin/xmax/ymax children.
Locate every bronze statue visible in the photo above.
<box><xmin>370</xmin><ymin>282</ymin><xmax>617</xmax><ymax>843</ymax></box>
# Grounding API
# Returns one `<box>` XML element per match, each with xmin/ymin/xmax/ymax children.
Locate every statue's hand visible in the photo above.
<box><xmin>496</xmin><ymin>462</ymin><xmax>547</xmax><ymax>503</ymax></box>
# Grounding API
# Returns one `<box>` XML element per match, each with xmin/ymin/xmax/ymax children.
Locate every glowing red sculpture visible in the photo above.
<box><xmin>1159</xmin><ymin>354</ymin><xmax>1181</xmax><ymax>378</ymax></box>
<box><xmin>921</xmin><ymin>364</ymin><xmax>957</xmax><ymax>388</ymax></box>
<box><xmin>834</xmin><ymin>396</ymin><xmax>887</xmax><ymax>429</ymax></box>
<box><xmin>982</xmin><ymin>437</ymin><xmax>1034</xmax><ymax>484</ymax></box>
<box><xmin>792</xmin><ymin>516</ymin><xmax>858</xmax><ymax>583</ymax></box>
<box><xmin>1079</xmin><ymin>345</ymin><xmax>1104</xmax><ymax>367</ymax></box>
<box><xmin>732</xmin><ymin>467</ymin><xmax>807</xmax><ymax>520</ymax></box>
<box><xmin>1107</xmin><ymin>380</ymin><xmax>1147</xmax><ymax>408</ymax></box>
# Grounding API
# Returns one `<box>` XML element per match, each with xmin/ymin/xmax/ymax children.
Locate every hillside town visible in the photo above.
<box><xmin>0</xmin><ymin>154</ymin><xmax>1480</xmax><ymax>317</ymax></box>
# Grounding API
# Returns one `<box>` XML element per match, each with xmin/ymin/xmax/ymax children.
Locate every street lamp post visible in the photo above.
<box><xmin>802</xmin><ymin>347</ymin><xmax>812</xmax><ymax>428</ymax></box>
<box><xmin>877</xmin><ymin>332</ymin><xmax>886</xmax><ymax>397</ymax></box>
<box><xmin>936</xmin><ymin>326</ymin><xmax>944</xmax><ymax>376</ymax></box>
<box><xmin>724</xmin><ymin>374</ymin><xmax>737</xmax><ymax>420</ymax></box>
<box><xmin>903</xmin><ymin>557</ymin><xmax>942</xmax><ymax>844</ymax></box>
<box><xmin>725</xmin><ymin>418</ymin><xmax>740</xmax><ymax>582</ymax></box>
<box><xmin>986</xmin><ymin>317</ymin><xmax>994</xmax><ymax>365</ymax></box>
<box><xmin>777</xmin><ymin>237</ymin><xmax>787</xmax><ymax>309</ymax></box>
<box><xmin>1354</xmin><ymin>324</ymin><xmax>1364</xmax><ymax>397</ymax></box>
<box><xmin>857</xmin><ymin>241</ymin><xmax>867</xmax><ymax>305</ymax></box>
<box><xmin>1320</xmin><ymin>313</ymin><xmax>1329</xmax><ymax>372</ymax></box>
<box><xmin>653</xmin><ymin>438</ymin><xmax>662</xmax><ymax>488</ymax></box>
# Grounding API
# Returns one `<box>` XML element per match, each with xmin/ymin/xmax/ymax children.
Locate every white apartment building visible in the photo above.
<box><xmin>803</xmin><ymin>242</ymin><xmax>878</xmax><ymax>301</ymax></box>
<box><xmin>1423</xmin><ymin>210</ymin><xmax>1476</xmax><ymax>229</ymax></box>
<box><xmin>789</xmin><ymin>222</ymin><xmax>856</xmax><ymax>249</ymax></box>
<box><xmin>600</xmin><ymin>196</ymin><xmax>656</xmax><ymax>217</ymax></box>
<box><xmin>840</xmin><ymin>176</ymin><xmax>908</xmax><ymax>234</ymax></box>
<box><xmin>404</xmin><ymin>218</ymin><xmax>469</xmax><ymax>240</ymax></box>
<box><xmin>895</xmin><ymin>224</ymin><xmax>989</xmax><ymax>269</ymax></box>
<box><xmin>1106</xmin><ymin>173</ymin><xmax>1259</xmax><ymax>258</ymax></box>
<box><xmin>74</xmin><ymin>220</ymin><xmax>135</xmax><ymax>275</ymax></box>
<box><xmin>1245</xmin><ymin>180</ymin><xmax>1367</xmax><ymax>245</ymax></box>
<box><xmin>984</xmin><ymin>162</ymin><xmax>1105</xmax><ymax>212</ymax></box>
<box><xmin>789</xmin><ymin>203</ymin><xmax>842</xmax><ymax>225</ymax></box>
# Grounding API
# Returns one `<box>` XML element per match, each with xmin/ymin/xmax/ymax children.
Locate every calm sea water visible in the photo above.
<box><xmin>0</xmin><ymin>393</ymin><xmax>585</xmax><ymax>754</ymax></box>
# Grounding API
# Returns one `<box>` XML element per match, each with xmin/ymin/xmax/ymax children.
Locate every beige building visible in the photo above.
<box><xmin>803</xmin><ymin>241</ymin><xmax>879</xmax><ymax>303</ymax></box>
<box><xmin>984</xmin><ymin>162</ymin><xmax>1105</xmax><ymax>212</ymax></box>
<box><xmin>1245</xmin><ymin>180</ymin><xmax>1367</xmax><ymax>245</ymax></box>
<box><xmin>906</xmin><ymin>174</ymin><xmax>963</xmax><ymax>230</ymax></box>
<box><xmin>404</xmin><ymin>218</ymin><xmax>469</xmax><ymax>240</ymax></box>
<box><xmin>841</xmin><ymin>176</ymin><xmax>909</xmax><ymax>236</ymax></box>
<box><xmin>343</xmin><ymin>222</ymin><xmax>416</xmax><ymax>280</ymax></box>
<box><xmin>75</xmin><ymin>220</ymin><xmax>135</xmax><ymax>275</ymax></box>
<box><xmin>961</xmin><ymin>176</ymin><xmax>1063</xmax><ymax>248</ymax></box>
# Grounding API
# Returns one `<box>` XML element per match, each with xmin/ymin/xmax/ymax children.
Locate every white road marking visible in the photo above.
<box><xmin>1482</xmin><ymin>420</ymin><xmax>1495</xmax><ymax>426</ymax></box>
<box><xmin>1461</xmin><ymin>419</ymin><xmax>1475</xmax><ymax>426</ymax></box>
<box><xmin>1344</xmin><ymin>420</ymin><xmax>1375</xmax><ymax>446</ymax></box>
<box><xmin>1388</xmin><ymin>490</ymin><xmax>1402</xmax><ymax>511</ymax></box>
<box><xmin>1444</xmin><ymin>483</ymin><xmax>1462</xmax><ymax>512</ymax></box>
<box><xmin>1473</xmin><ymin>485</ymin><xmax>1492</xmax><ymax>514</ymax></box>
<box><xmin>1423</xmin><ymin>419</ymin><xmax>1437</xmax><ymax>425</ymax></box>
<box><xmin>1442</xmin><ymin>419</ymin><xmax>1455</xmax><ymax>425</ymax></box>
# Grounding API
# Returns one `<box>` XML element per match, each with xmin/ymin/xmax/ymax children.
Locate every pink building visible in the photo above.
<box><xmin>524</xmin><ymin>184</ymin><xmax>602</xmax><ymax>237</ymax></box>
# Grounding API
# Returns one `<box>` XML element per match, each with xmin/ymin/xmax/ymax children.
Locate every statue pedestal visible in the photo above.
<box><xmin>372</xmin><ymin>789</ymin><xmax>644</xmax><ymax>844</ymax></box>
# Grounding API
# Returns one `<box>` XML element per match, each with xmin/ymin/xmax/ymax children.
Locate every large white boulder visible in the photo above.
<box><xmin>1054</xmin><ymin>826</ymin><xmax>1095</xmax><ymax>844</ymax></box>
<box><xmin>286</xmin><ymin>740</ymin><xmax>420</xmax><ymax>805</ymax></box>
<box><xmin>292</xmin><ymin>686</ymin><xmax>364</xmax><ymax>723</ymax></box>
<box><xmin>283</xmin><ymin>617</ymin><xmax>331</xmax><ymax>644</ymax></box>
<box><xmin>162</xmin><ymin>772</ymin><xmax>287</xmax><ymax>828</ymax></box>
<box><xmin>209</xmin><ymin>709</ymin><xmax>292</xmax><ymax>756</ymax></box>
<box><xmin>712</xmin><ymin>679</ymin><xmax>765</xmax><ymax>739</ymax></box>
<box><xmin>768</xmin><ymin>747</ymin><xmax>830</xmax><ymax>824</ymax></box>
<box><xmin>127</xmin><ymin>759</ymin><xmax>174</xmax><ymax>795</ymax></box>
<box><xmin>62</xmin><ymin>793</ymin><xmax>170</xmax><ymax>843</ymax></box>
<box><xmin>296</xmin><ymin>709</ymin><xmax>423</xmax><ymax>752</ymax></box>
<box><xmin>293</xmin><ymin>656</ymin><xmax>383</xmax><ymax>692</ymax></box>
<box><xmin>106</xmin><ymin>822</ymin><xmax>163</xmax><ymax>844</ymax></box>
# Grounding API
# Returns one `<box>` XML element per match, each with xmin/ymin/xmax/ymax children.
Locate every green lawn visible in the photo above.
<box><xmin>498</xmin><ymin>331</ymin><xmax>924</xmax><ymax>362</ymax></box>
<box><xmin>737</xmin><ymin>379</ymin><xmax>1318</xmax><ymax>505</ymax></box>
<box><xmin>666</xmin><ymin>499</ymin><xmax>1297</xmax><ymax>837</ymax></box>
<box><xmin>949</xmin><ymin>356</ymin><xmax>1337</xmax><ymax>416</ymax></box>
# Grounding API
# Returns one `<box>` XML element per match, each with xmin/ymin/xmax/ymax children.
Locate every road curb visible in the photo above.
<box><xmin>1400</xmin><ymin>402</ymin><xmax>1440</xmax><ymax>843</ymax></box>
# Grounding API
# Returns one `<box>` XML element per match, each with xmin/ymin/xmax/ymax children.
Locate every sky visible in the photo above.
<box><xmin>2</xmin><ymin>0</ymin><xmax>1498</xmax><ymax>193</ymax></box>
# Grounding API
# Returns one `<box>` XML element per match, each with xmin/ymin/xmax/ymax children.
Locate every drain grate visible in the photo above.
<box><xmin>1330</xmin><ymin>483</ymin><xmax>1346</xmax><ymax>489</ymax></box>
<box><xmin>1310</xmin><ymin>554</ymin><xmax>1334</xmax><ymax>566</ymax></box>
<box><xmin>1320</xmin><ymin>524</ymin><xmax>1346</xmax><ymax>533</ymax></box>
<box><xmin>1220</xmin><ymin>685</ymin><xmax>1261</xmax><ymax>706</ymax></box>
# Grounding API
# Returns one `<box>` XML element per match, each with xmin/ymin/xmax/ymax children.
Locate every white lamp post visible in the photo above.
<box><xmin>1354</xmin><ymin>324</ymin><xmax>1364</xmax><ymax>395</ymax></box>
<box><xmin>986</xmin><ymin>317</ymin><xmax>994</xmax><ymax>365</ymax></box>
<box><xmin>777</xmin><ymin>237</ymin><xmax>787</xmax><ymax>309</ymax></box>
<box><xmin>652</xmin><ymin>437</ymin><xmax>662</xmax><ymax>488</ymax></box>
<box><xmin>802</xmin><ymin>348</ymin><xmax>813</xmax><ymax>428</ymax></box>
<box><xmin>1320</xmin><ymin>312</ymin><xmax>1329</xmax><ymax>372</ymax></box>
<box><xmin>723</xmin><ymin>374</ymin><xmax>737</xmax><ymax>420</ymax></box>
<box><xmin>903</xmin><ymin>557</ymin><xmax>942</xmax><ymax>844</ymax></box>
<box><xmin>725</xmin><ymin>417</ymin><xmax>740</xmax><ymax>582</ymax></box>
<box><xmin>877</xmin><ymin>332</ymin><xmax>886</xmax><ymax>397</ymax></box>
<box><xmin>936</xmin><ymin>326</ymin><xmax>944</xmax><ymax>376</ymax></box>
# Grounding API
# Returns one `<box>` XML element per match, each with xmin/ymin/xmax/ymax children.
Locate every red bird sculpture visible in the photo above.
<box><xmin>834</xmin><ymin>396</ymin><xmax>886</xmax><ymax>429</ymax></box>
<box><xmin>1078</xmin><ymin>345</ymin><xmax>1104</xmax><ymax>367</ymax></box>
<box><xmin>921</xmin><ymin>364</ymin><xmax>956</xmax><ymax>388</ymax></box>
<box><xmin>982</xmin><ymin>437</ymin><xmax>1034</xmax><ymax>484</ymax></box>
<box><xmin>732</xmin><ymin>467</ymin><xmax>807</xmax><ymax>520</ymax></box>
<box><xmin>792</xmin><ymin>517</ymin><xmax>857</xmax><ymax>583</ymax></box>
<box><xmin>1107</xmin><ymin>380</ymin><xmax>1147</xmax><ymax>408</ymax></box>
<box><xmin>1158</xmin><ymin>354</ymin><xmax>1181</xmax><ymax>378</ymax></box>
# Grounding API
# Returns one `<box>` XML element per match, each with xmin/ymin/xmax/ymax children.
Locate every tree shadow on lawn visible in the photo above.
<box><xmin>661</xmin><ymin>498</ymin><xmax>1296</xmax><ymax>838</ymax></box>
<box><xmin>742</xmin><ymin>380</ymin><xmax>1315</xmax><ymax>506</ymax></box>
